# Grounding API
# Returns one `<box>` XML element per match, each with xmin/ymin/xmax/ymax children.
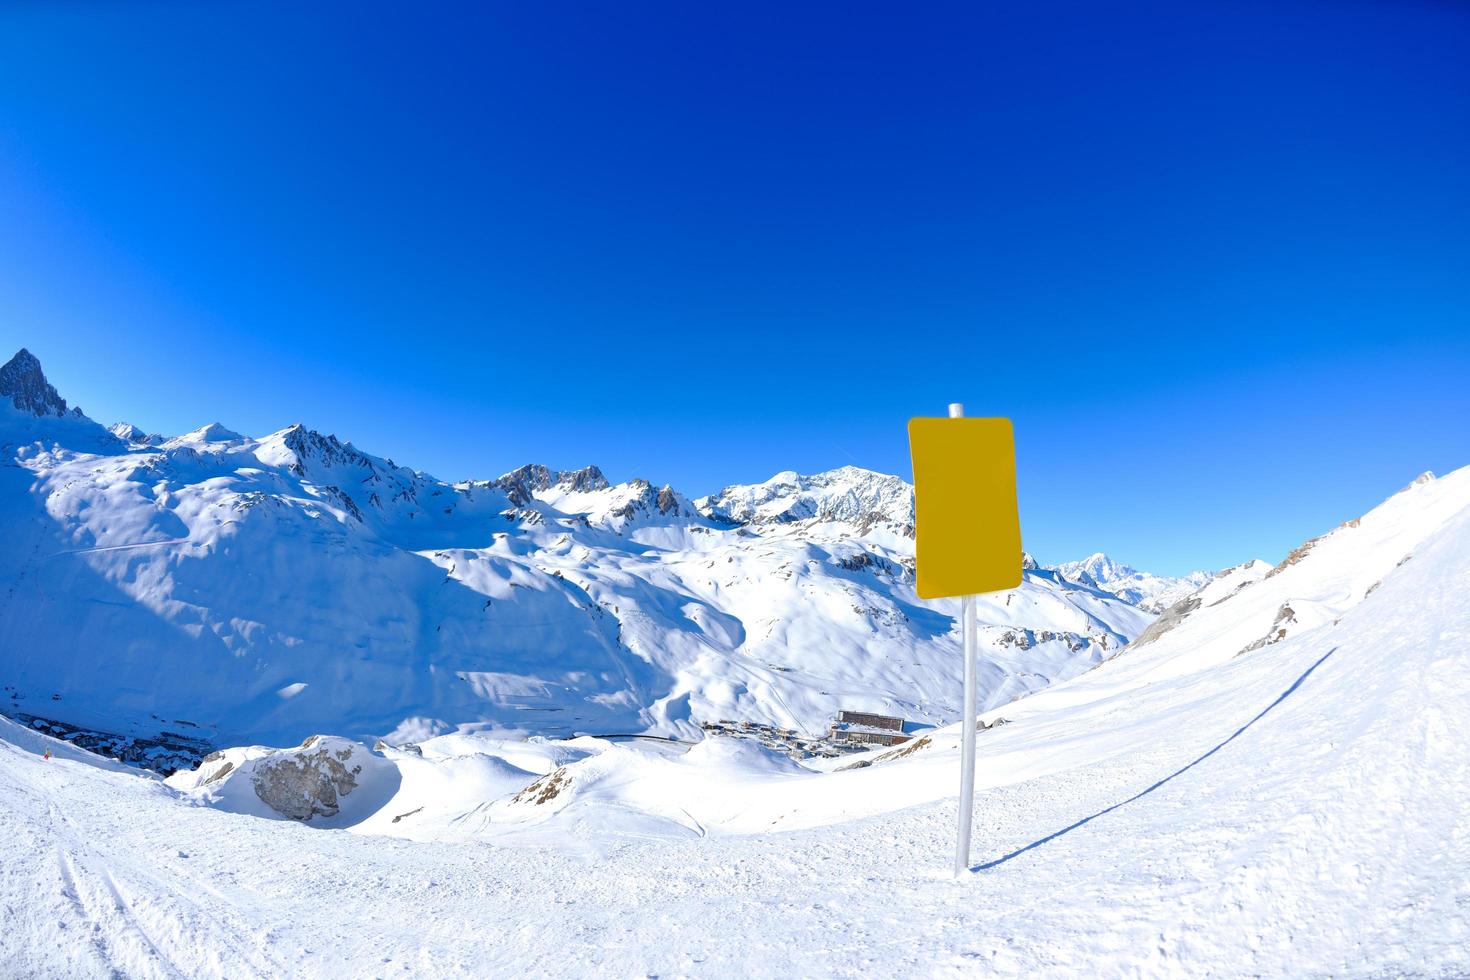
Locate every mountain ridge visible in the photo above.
<box><xmin>0</xmin><ymin>348</ymin><xmax>1157</xmax><ymax>753</ymax></box>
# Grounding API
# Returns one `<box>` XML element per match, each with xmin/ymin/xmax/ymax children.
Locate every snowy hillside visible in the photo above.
<box><xmin>2</xmin><ymin>455</ymin><xmax>1466</xmax><ymax>976</ymax></box>
<box><xmin>1120</xmin><ymin>469</ymin><xmax>1467</xmax><ymax>677</ymax></box>
<box><xmin>164</xmin><ymin>461</ymin><xmax>1470</xmax><ymax>838</ymax></box>
<box><xmin>1051</xmin><ymin>552</ymin><xmax>1214</xmax><ymax>613</ymax></box>
<box><xmin>0</xmin><ymin>349</ymin><xmax>1153</xmax><ymax>755</ymax></box>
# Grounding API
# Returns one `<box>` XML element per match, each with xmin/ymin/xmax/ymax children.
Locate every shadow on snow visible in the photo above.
<box><xmin>973</xmin><ymin>645</ymin><xmax>1340</xmax><ymax>872</ymax></box>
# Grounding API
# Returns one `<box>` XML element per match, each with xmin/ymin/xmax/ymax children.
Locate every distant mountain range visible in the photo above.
<box><xmin>0</xmin><ymin>347</ymin><xmax>1215</xmax><ymax>756</ymax></box>
<box><xmin>1048</xmin><ymin>553</ymin><xmax>1214</xmax><ymax>614</ymax></box>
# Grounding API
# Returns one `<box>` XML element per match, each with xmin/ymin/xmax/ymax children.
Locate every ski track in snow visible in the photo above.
<box><xmin>44</xmin><ymin>537</ymin><xmax>195</xmax><ymax>559</ymax></box>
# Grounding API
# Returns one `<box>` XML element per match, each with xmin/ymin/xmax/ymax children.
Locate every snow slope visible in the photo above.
<box><xmin>1</xmin><ymin>463</ymin><xmax>1466</xmax><ymax>977</ymax></box>
<box><xmin>0</xmin><ymin>349</ymin><xmax>1151</xmax><ymax>752</ymax></box>
<box><xmin>167</xmin><ymin>464</ymin><xmax>1470</xmax><ymax>838</ymax></box>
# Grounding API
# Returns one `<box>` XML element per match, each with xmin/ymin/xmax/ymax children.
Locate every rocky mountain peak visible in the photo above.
<box><xmin>0</xmin><ymin>348</ymin><xmax>73</xmax><ymax>418</ymax></box>
<box><xmin>281</xmin><ymin>424</ymin><xmax>371</xmax><ymax>469</ymax></box>
<box><xmin>1051</xmin><ymin>552</ymin><xmax>1215</xmax><ymax>615</ymax></box>
<box><xmin>495</xmin><ymin>463</ymin><xmax>610</xmax><ymax>507</ymax></box>
<box><xmin>609</xmin><ymin>480</ymin><xmax>692</xmax><ymax>522</ymax></box>
<box><xmin>558</xmin><ymin>465</ymin><xmax>609</xmax><ymax>493</ymax></box>
<box><xmin>1057</xmin><ymin>553</ymin><xmax>1135</xmax><ymax>585</ymax></box>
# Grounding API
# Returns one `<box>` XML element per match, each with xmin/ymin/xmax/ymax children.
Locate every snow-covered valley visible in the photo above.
<box><xmin>3</xmin><ymin>347</ymin><xmax>1468</xmax><ymax>977</ymax></box>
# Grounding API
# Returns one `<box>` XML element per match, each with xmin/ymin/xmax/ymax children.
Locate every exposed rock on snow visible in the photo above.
<box><xmin>491</xmin><ymin>463</ymin><xmax>610</xmax><ymax>506</ymax></box>
<box><xmin>512</xmin><ymin>766</ymin><xmax>571</xmax><ymax>806</ymax></box>
<box><xmin>173</xmin><ymin>735</ymin><xmax>395</xmax><ymax>823</ymax></box>
<box><xmin>1130</xmin><ymin>595</ymin><xmax>1201</xmax><ymax>646</ymax></box>
<box><xmin>250</xmin><ymin>736</ymin><xmax>368</xmax><ymax>820</ymax></box>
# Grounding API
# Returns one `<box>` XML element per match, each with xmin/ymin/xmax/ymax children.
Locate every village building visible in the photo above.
<box><xmin>827</xmin><ymin>710</ymin><xmax>911</xmax><ymax>748</ymax></box>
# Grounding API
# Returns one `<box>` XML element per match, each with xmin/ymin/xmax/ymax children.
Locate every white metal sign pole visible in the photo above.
<box><xmin>950</xmin><ymin>401</ymin><xmax>979</xmax><ymax>877</ymax></box>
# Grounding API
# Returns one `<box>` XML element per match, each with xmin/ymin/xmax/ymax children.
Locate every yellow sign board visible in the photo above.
<box><xmin>907</xmin><ymin>416</ymin><xmax>1022</xmax><ymax>599</ymax></box>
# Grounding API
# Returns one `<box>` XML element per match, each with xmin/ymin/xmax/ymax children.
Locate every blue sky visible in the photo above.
<box><xmin>1</xmin><ymin>2</ymin><xmax>1467</xmax><ymax>575</ymax></box>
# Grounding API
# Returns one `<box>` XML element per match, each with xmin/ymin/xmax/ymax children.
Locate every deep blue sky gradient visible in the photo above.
<box><xmin>2</xmin><ymin>1</ymin><xmax>1467</xmax><ymax>574</ymax></box>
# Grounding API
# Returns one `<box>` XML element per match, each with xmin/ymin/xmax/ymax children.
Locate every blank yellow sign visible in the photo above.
<box><xmin>908</xmin><ymin>417</ymin><xmax>1023</xmax><ymax>599</ymax></box>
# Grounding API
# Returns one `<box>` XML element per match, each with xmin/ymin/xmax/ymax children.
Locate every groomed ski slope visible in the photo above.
<box><xmin>2</xmin><ymin>477</ymin><xmax>1467</xmax><ymax>976</ymax></box>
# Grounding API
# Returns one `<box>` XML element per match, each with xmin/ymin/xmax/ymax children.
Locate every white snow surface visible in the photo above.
<box><xmin>2</xmin><ymin>464</ymin><xmax>1468</xmax><ymax>976</ymax></box>
<box><xmin>0</xmin><ymin>354</ymin><xmax>1154</xmax><ymax>749</ymax></box>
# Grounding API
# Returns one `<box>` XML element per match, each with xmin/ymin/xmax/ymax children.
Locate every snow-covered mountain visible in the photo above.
<box><xmin>0</xmin><ymin>349</ymin><xmax>1153</xmax><ymax>756</ymax></box>
<box><xmin>107</xmin><ymin>421</ymin><xmax>165</xmax><ymax>447</ymax></box>
<box><xmin>1050</xmin><ymin>552</ymin><xmax>1215</xmax><ymax>613</ymax></box>
<box><xmin>696</xmin><ymin>466</ymin><xmax>915</xmax><ymax>534</ymax></box>
<box><xmin>5</xmin><ymin>431</ymin><xmax>1466</xmax><ymax>975</ymax></box>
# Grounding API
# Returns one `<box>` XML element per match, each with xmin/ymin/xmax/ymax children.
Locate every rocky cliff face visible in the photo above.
<box><xmin>0</xmin><ymin>348</ymin><xmax>73</xmax><ymax>417</ymax></box>
<box><xmin>492</xmin><ymin>463</ymin><xmax>610</xmax><ymax>506</ymax></box>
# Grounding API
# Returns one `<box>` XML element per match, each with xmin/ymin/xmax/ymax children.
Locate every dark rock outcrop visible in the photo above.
<box><xmin>0</xmin><ymin>348</ymin><xmax>72</xmax><ymax>417</ymax></box>
<box><xmin>495</xmin><ymin>463</ymin><xmax>610</xmax><ymax>506</ymax></box>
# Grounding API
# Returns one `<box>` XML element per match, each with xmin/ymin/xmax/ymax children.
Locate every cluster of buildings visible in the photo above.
<box><xmin>701</xmin><ymin>709</ymin><xmax>912</xmax><ymax>759</ymax></box>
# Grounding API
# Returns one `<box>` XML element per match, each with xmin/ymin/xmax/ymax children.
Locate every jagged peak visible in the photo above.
<box><xmin>0</xmin><ymin>347</ymin><xmax>73</xmax><ymax>418</ymax></box>
<box><xmin>609</xmin><ymin>480</ymin><xmax>693</xmax><ymax>521</ymax></box>
<box><xmin>258</xmin><ymin>423</ymin><xmax>392</xmax><ymax>480</ymax></box>
<box><xmin>558</xmin><ymin>464</ymin><xmax>609</xmax><ymax>493</ymax></box>
<box><xmin>1054</xmin><ymin>553</ymin><xmax>1137</xmax><ymax>582</ymax></box>
<box><xmin>271</xmin><ymin>423</ymin><xmax>374</xmax><ymax>458</ymax></box>
<box><xmin>4</xmin><ymin>348</ymin><xmax>41</xmax><ymax>375</ymax></box>
<box><xmin>108</xmin><ymin>422</ymin><xmax>165</xmax><ymax>446</ymax></box>
<box><xmin>279</xmin><ymin>423</ymin><xmax>343</xmax><ymax>453</ymax></box>
<box><xmin>494</xmin><ymin>463</ymin><xmax>610</xmax><ymax>506</ymax></box>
